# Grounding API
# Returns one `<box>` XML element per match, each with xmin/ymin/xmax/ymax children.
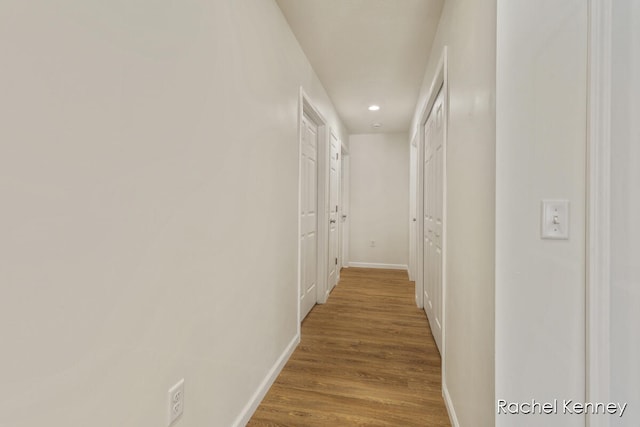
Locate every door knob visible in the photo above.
<box><xmin>412</xmin><ymin>218</ymin><xmax>417</xmax><ymax>222</ymax></box>
<box><xmin>330</xmin><ymin>219</ymin><xmax>336</xmax><ymax>224</ymax></box>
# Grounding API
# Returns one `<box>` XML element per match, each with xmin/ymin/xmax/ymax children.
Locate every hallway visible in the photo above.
<box><xmin>249</xmin><ymin>268</ymin><xmax>450</xmax><ymax>426</ymax></box>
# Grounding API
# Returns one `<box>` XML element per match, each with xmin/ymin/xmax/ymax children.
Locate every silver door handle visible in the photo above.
<box><xmin>330</xmin><ymin>219</ymin><xmax>336</xmax><ymax>224</ymax></box>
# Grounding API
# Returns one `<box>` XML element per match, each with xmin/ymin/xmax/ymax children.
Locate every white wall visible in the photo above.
<box><xmin>495</xmin><ymin>1</ymin><xmax>587</xmax><ymax>426</ymax></box>
<box><xmin>0</xmin><ymin>1</ymin><xmax>347</xmax><ymax>426</ymax></box>
<box><xmin>410</xmin><ymin>0</ymin><xmax>496</xmax><ymax>425</ymax></box>
<box><xmin>610</xmin><ymin>2</ymin><xmax>640</xmax><ymax>424</ymax></box>
<box><xmin>349</xmin><ymin>133</ymin><xmax>409</xmax><ymax>268</ymax></box>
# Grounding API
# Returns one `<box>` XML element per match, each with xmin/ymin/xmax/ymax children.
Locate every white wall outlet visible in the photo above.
<box><xmin>541</xmin><ymin>200</ymin><xmax>569</xmax><ymax>239</ymax></box>
<box><xmin>167</xmin><ymin>379</ymin><xmax>184</xmax><ymax>425</ymax></box>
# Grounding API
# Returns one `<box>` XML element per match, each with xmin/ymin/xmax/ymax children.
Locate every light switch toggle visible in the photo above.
<box><xmin>541</xmin><ymin>200</ymin><xmax>569</xmax><ymax>239</ymax></box>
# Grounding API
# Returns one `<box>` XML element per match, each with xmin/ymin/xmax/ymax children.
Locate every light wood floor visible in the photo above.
<box><xmin>248</xmin><ymin>267</ymin><xmax>451</xmax><ymax>426</ymax></box>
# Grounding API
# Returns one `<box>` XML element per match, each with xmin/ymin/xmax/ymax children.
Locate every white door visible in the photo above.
<box><xmin>327</xmin><ymin>132</ymin><xmax>339</xmax><ymax>293</ymax></box>
<box><xmin>336</xmin><ymin>145</ymin><xmax>343</xmax><ymax>279</ymax></box>
<box><xmin>409</xmin><ymin>137</ymin><xmax>418</xmax><ymax>283</ymax></box>
<box><xmin>340</xmin><ymin>153</ymin><xmax>350</xmax><ymax>268</ymax></box>
<box><xmin>423</xmin><ymin>87</ymin><xmax>444</xmax><ymax>353</ymax></box>
<box><xmin>300</xmin><ymin>113</ymin><xmax>318</xmax><ymax>320</ymax></box>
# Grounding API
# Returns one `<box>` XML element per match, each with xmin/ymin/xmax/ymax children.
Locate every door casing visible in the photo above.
<box><xmin>327</xmin><ymin>130</ymin><xmax>340</xmax><ymax>296</ymax></box>
<box><xmin>586</xmin><ymin>2</ymin><xmax>612</xmax><ymax>426</ymax></box>
<box><xmin>340</xmin><ymin>144</ymin><xmax>350</xmax><ymax>270</ymax></box>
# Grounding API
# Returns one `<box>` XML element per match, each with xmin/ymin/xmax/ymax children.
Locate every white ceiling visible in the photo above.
<box><xmin>276</xmin><ymin>0</ymin><xmax>443</xmax><ymax>134</ymax></box>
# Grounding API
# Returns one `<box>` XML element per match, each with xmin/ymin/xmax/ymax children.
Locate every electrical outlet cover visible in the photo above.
<box><xmin>168</xmin><ymin>379</ymin><xmax>184</xmax><ymax>425</ymax></box>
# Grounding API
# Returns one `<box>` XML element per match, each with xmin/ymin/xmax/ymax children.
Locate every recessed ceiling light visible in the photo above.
<box><xmin>368</xmin><ymin>105</ymin><xmax>380</xmax><ymax>111</ymax></box>
<box><xmin>372</xmin><ymin>123</ymin><xmax>382</xmax><ymax>128</ymax></box>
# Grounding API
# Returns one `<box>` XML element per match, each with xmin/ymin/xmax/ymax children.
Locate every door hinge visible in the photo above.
<box><xmin>336</xmin><ymin>205</ymin><xmax>339</xmax><ymax>212</ymax></box>
<box><xmin>335</xmin><ymin>257</ymin><xmax>338</xmax><ymax>265</ymax></box>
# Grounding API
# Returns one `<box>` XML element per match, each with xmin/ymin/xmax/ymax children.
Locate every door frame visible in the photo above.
<box><xmin>415</xmin><ymin>45</ymin><xmax>448</xmax><ymax>372</ymax></box>
<box><xmin>339</xmin><ymin>142</ymin><xmax>350</xmax><ymax>272</ymax></box>
<box><xmin>327</xmin><ymin>128</ymin><xmax>340</xmax><ymax>296</ymax></box>
<box><xmin>298</xmin><ymin>88</ymin><xmax>330</xmax><ymax>329</ymax></box>
<box><xmin>586</xmin><ymin>1</ymin><xmax>612</xmax><ymax>426</ymax></box>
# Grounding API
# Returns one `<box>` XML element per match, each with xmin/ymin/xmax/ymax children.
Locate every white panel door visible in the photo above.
<box><xmin>341</xmin><ymin>154</ymin><xmax>350</xmax><ymax>268</ymax></box>
<box><xmin>327</xmin><ymin>132</ymin><xmax>339</xmax><ymax>293</ymax></box>
<box><xmin>409</xmin><ymin>138</ymin><xmax>417</xmax><ymax>283</ymax></box>
<box><xmin>300</xmin><ymin>114</ymin><xmax>318</xmax><ymax>320</ymax></box>
<box><xmin>423</xmin><ymin>87</ymin><xmax>444</xmax><ymax>353</ymax></box>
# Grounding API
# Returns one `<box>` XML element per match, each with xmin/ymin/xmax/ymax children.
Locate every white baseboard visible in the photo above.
<box><xmin>443</xmin><ymin>382</ymin><xmax>460</xmax><ymax>427</ymax></box>
<box><xmin>232</xmin><ymin>333</ymin><xmax>300</xmax><ymax>427</ymax></box>
<box><xmin>348</xmin><ymin>262</ymin><xmax>408</xmax><ymax>271</ymax></box>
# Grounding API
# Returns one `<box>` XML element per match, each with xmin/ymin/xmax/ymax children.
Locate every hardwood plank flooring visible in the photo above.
<box><xmin>248</xmin><ymin>268</ymin><xmax>450</xmax><ymax>426</ymax></box>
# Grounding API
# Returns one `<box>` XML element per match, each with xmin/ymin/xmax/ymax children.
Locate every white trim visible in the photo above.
<box><xmin>443</xmin><ymin>382</ymin><xmax>460</xmax><ymax>427</ymax></box>
<box><xmin>327</xmin><ymin>127</ymin><xmax>340</xmax><ymax>296</ymax></box>
<box><xmin>232</xmin><ymin>334</ymin><xmax>300</xmax><ymax>427</ymax></box>
<box><xmin>441</xmin><ymin>49</ymin><xmax>449</xmax><ymax>382</ymax></box>
<box><xmin>586</xmin><ymin>1</ymin><xmax>612</xmax><ymax>426</ymax></box>
<box><xmin>416</xmin><ymin>45</ymin><xmax>449</xmax><ymax>391</ymax></box>
<box><xmin>409</xmin><ymin>133</ymin><xmax>418</xmax><ymax>285</ymax></box>
<box><xmin>340</xmin><ymin>147</ymin><xmax>350</xmax><ymax>270</ymax></box>
<box><xmin>348</xmin><ymin>262</ymin><xmax>408</xmax><ymax>271</ymax></box>
<box><xmin>340</xmin><ymin>140</ymin><xmax>350</xmax><ymax>155</ymax></box>
<box><xmin>298</xmin><ymin>87</ymin><xmax>329</xmax><ymax>328</ymax></box>
<box><xmin>335</xmin><ymin>131</ymin><xmax>342</xmax><ymax>281</ymax></box>
<box><xmin>316</xmin><ymin>118</ymin><xmax>330</xmax><ymax>304</ymax></box>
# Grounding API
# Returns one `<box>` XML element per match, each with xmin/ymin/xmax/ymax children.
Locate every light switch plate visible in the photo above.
<box><xmin>541</xmin><ymin>200</ymin><xmax>569</xmax><ymax>239</ymax></box>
